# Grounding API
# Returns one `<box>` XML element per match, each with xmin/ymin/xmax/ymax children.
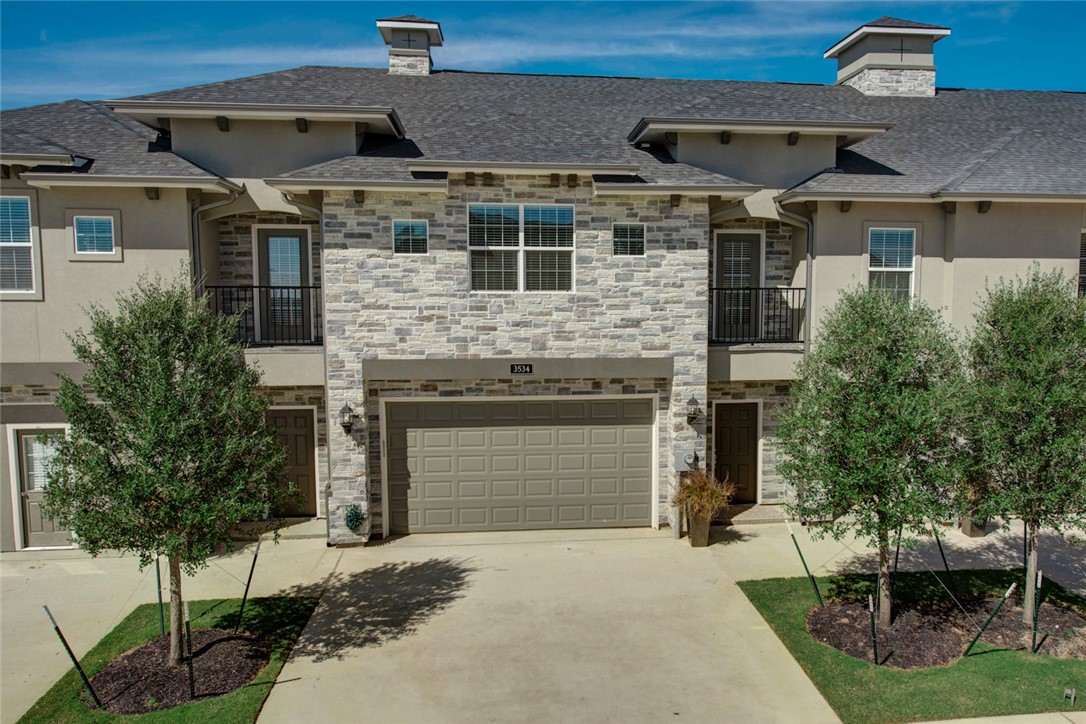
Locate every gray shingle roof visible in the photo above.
<box><xmin>0</xmin><ymin>100</ymin><xmax>218</xmax><ymax>178</ymax></box>
<box><xmin>865</xmin><ymin>16</ymin><xmax>950</xmax><ymax>30</ymax></box>
<box><xmin>12</xmin><ymin>61</ymin><xmax>1084</xmax><ymax>197</ymax></box>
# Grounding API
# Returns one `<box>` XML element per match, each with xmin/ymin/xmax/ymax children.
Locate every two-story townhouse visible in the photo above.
<box><xmin>2</xmin><ymin>14</ymin><xmax>1084</xmax><ymax>551</ymax></box>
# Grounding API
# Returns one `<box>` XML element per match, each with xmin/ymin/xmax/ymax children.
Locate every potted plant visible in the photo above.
<box><xmin>671</xmin><ymin>469</ymin><xmax>736</xmax><ymax>547</ymax></box>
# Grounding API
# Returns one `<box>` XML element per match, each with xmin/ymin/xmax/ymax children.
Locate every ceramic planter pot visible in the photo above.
<box><xmin>688</xmin><ymin>514</ymin><xmax>711</xmax><ymax>547</ymax></box>
<box><xmin>960</xmin><ymin>513</ymin><xmax>988</xmax><ymax>537</ymax></box>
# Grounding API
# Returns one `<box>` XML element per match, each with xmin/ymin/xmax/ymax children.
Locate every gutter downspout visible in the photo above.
<box><xmin>775</xmin><ymin>201</ymin><xmax>814</xmax><ymax>356</ymax></box>
<box><xmin>280</xmin><ymin>191</ymin><xmax>335</xmax><ymax>546</ymax></box>
<box><xmin>190</xmin><ymin>191</ymin><xmax>238</xmax><ymax>289</ymax></box>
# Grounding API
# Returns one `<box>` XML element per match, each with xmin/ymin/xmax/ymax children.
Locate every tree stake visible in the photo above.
<box><xmin>44</xmin><ymin>605</ymin><xmax>102</xmax><ymax>708</ymax></box>
<box><xmin>786</xmin><ymin>520</ymin><xmax>823</xmax><ymax>607</ymax></box>
<box><xmin>964</xmin><ymin>583</ymin><xmax>1016</xmax><ymax>656</ymax></box>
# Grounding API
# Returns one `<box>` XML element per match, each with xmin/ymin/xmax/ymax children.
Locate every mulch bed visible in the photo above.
<box><xmin>88</xmin><ymin>628</ymin><xmax>270</xmax><ymax>714</ymax></box>
<box><xmin>808</xmin><ymin>596</ymin><xmax>1086</xmax><ymax>669</ymax></box>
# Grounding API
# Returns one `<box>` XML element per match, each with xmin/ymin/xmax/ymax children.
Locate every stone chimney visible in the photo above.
<box><xmin>376</xmin><ymin>15</ymin><xmax>443</xmax><ymax>76</ymax></box>
<box><xmin>824</xmin><ymin>17</ymin><xmax>950</xmax><ymax>97</ymax></box>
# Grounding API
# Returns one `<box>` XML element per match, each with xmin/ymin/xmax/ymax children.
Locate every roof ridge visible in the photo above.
<box><xmin>938</xmin><ymin>127</ymin><xmax>1025</xmax><ymax>192</ymax></box>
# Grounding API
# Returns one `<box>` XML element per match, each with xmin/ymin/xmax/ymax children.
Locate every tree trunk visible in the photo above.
<box><xmin>168</xmin><ymin>554</ymin><xmax>184</xmax><ymax>665</ymax></box>
<box><xmin>1022</xmin><ymin>521</ymin><xmax>1039</xmax><ymax>624</ymax></box>
<box><xmin>877</xmin><ymin>531</ymin><xmax>892</xmax><ymax>629</ymax></box>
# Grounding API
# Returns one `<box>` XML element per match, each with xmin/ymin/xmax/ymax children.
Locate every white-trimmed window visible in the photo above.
<box><xmin>468</xmin><ymin>204</ymin><xmax>574</xmax><ymax>292</ymax></box>
<box><xmin>74</xmin><ymin>216</ymin><xmax>115</xmax><ymax>254</ymax></box>
<box><xmin>393</xmin><ymin>220</ymin><xmax>428</xmax><ymax>255</ymax></box>
<box><xmin>0</xmin><ymin>196</ymin><xmax>34</xmax><ymax>291</ymax></box>
<box><xmin>613</xmin><ymin>223</ymin><xmax>645</xmax><ymax>256</ymax></box>
<box><xmin>868</xmin><ymin>227</ymin><xmax>915</xmax><ymax>298</ymax></box>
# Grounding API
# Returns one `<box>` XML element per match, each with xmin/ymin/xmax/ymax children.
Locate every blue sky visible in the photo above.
<box><xmin>2</xmin><ymin>1</ymin><xmax>1084</xmax><ymax>110</ymax></box>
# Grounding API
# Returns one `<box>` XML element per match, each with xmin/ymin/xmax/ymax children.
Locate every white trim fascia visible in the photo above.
<box><xmin>711</xmin><ymin>399</ymin><xmax>763</xmax><ymax>505</ymax></box>
<box><xmin>1</xmin><ymin>153</ymin><xmax>76</xmax><ymax>166</ymax></box>
<box><xmin>110</xmin><ymin>100</ymin><xmax>402</xmax><ymax>128</ymax></box>
<box><xmin>251</xmin><ymin>224</ymin><xmax>315</xmax><ymax>344</ymax></box>
<box><xmin>376</xmin><ymin>19</ymin><xmax>444</xmax><ymax>45</ymax></box>
<box><xmin>267</xmin><ymin>405</ymin><xmax>323</xmax><ymax>518</ymax></box>
<box><xmin>594</xmin><ymin>184</ymin><xmax>759</xmax><ymax>197</ymax></box>
<box><xmin>407</xmin><ymin>160</ymin><xmax>640</xmax><ymax>175</ymax></box>
<box><xmin>21</xmin><ymin>174</ymin><xmax>241</xmax><ymax>192</ymax></box>
<box><xmin>628</xmin><ymin>117</ymin><xmax>891</xmax><ymax>144</ymax></box>
<box><xmin>264</xmin><ymin>178</ymin><xmax>449</xmax><ymax>195</ymax></box>
<box><xmin>824</xmin><ymin>25</ymin><xmax>951</xmax><ymax>59</ymax></box>
<box><xmin>778</xmin><ymin>191</ymin><xmax>1086</xmax><ymax>205</ymax></box>
<box><xmin>378</xmin><ymin>393</ymin><xmax>661</xmax><ymax>538</ymax></box>
<box><xmin>934</xmin><ymin>193</ymin><xmax>1086</xmax><ymax>203</ymax></box>
<box><xmin>7</xmin><ymin>423</ymin><xmax>72</xmax><ymax>552</ymax></box>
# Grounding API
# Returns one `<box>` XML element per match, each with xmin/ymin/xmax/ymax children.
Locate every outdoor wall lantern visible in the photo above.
<box><xmin>686</xmin><ymin>396</ymin><xmax>703</xmax><ymax>425</ymax></box>
<box><xmin>338</xmin><ymin>403</ymin><xmax>356</xmax><ymax>435</ymax></box>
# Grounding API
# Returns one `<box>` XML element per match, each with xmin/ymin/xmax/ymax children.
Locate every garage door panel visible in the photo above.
<box><xmin>387</xmin><ymin>399</ymin><xmax>653</xmax><ymax>534</ymax></box>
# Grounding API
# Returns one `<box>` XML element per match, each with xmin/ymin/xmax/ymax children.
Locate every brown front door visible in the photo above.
<box><xmin>713</xmin><ymin>403</ymin><xmax>759</xmax><ymax>504</ymax></box>
<box><xmin>267</xmin><ymin>409</ymin><xmax>317</xmax><ymax>517</ymax></box>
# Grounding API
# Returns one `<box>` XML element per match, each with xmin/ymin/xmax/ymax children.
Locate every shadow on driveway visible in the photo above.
<box><xmin>265</xmin><ymin>557</ymin><xmax>477</xmax><ymax>662</ymax></box>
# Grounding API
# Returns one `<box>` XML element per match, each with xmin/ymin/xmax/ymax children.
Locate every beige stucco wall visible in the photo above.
<box><xmin>171</xmin><ymin>118</ymin><xmax>358</xmax><ymax>179</ymax></box>
<box><xmin>837</xmin><ymin>35</ymin><xmax>937</xmax><ymax>81</ymax></box>
<box><xmin>676</xmin><ymin>132</ymin><xmax>837</xmax><ymax>189</ymax></box>
<box><xmin>809</xmin><ymin>200</ymin><xmax>1084</xmax><ymax>337</ymax></box>
<box><xmin>0</xmin><ymin>181</ymin><xmax>191</xmax><ymax>365</ymax></box>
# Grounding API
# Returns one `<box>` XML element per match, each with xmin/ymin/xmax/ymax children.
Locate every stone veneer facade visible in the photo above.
<box><xmin>216</xmin><ymin>213</ymin><xmax>321</xmax><ymax>286</ymax></box>
<box><xmin>707</xmin><ymin>381</ymin><xmax>792</xmax><ymax>504</ymax></box>
<box><xmin>321</xmin><ymin>174</ymin><xmax>710</xmax><ymax>544</ymax></box>
<box><xmin>388</xmin><ymin>51</ymin><xmax>431</xmax><ymax>76</ymax></box>
<box><xmin>843</xmin><ymin>68</ymin><xmax>936</xmax><ymax>97</ymax></box>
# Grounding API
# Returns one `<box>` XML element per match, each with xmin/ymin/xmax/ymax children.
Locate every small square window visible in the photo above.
<box><xmin>393</xmin><ymin>220</ymin><xmax>428</xmax><ymax>254</ymax></box>
<box><xmin>613</xmin><ymin>223</ymin><xmax>645</xmax><ymax>256</ymax></box>
<box><xmin>74</xmin><ymin>216</ymin><xmax>115</xmax><ymax>254</ymax></box>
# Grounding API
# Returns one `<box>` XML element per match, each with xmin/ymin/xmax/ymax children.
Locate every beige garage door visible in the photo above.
<box><xmin>385</xmin><ymin>398</ymin><xmax>654</xmax><ymax>534</ymax></box>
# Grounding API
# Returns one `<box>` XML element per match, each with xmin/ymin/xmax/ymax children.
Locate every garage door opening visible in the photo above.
<box><xmin>383</xmin><ymin>398</ymin><xmax>655</xmax><ymax>534</ymax></box>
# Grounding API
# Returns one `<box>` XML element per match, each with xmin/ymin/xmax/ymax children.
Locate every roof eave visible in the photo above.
<box><xmin>593</xmin><ymin>183</ymin><xmax>761</xmax><ymax>198</ymax></box>
<box><xmin>21</xmin><ymin>173</ymin><xmax>242</xmax><ymax>192</ymax></box>
<box><xmin>405</xmin><ymin>160</ymin><xmax>640</xmax><ymax>175</ymax></box>
<box><xmin>264</xmin><ymin>177</ymin><xmax>450</xmax><ymax>194</ymax></box>
<box><xmin>0</xmin><ymin>153</ymin><xmax>76</xmax><ymax>167</ymax></box>
<box><xmin>777</xmin><ymin>190</ymin><xmax>1086</xmax><ymax>204</ymax></box>
<box><xmin>628</xmin><ymin>117</ymin><xmax>891</xmax><ymax>145</ymax></box>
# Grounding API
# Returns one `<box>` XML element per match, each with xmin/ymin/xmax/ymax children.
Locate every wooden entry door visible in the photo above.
<box><xmin>713</xmin><ymin>403</ymin><xmax>759</xmax><ymax>504</ymax></box>
<box><xmin>267</xmin><ymin>410</ymin><xmax>317</xmax><ymax>517</ymax></box>
<box><xmin>17</xmin><ymin>430</ymin><xmax>69</xmax><ymax>547</ymax></box>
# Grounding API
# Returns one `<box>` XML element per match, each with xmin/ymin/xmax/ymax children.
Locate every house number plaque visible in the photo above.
<box><xmin>510</xmin><ymin>364</ymin><xmax>534</xmax><ymax>374</ymax></box>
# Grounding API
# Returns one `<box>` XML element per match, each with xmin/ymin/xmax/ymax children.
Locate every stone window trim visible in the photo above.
<box><xmin>392</xmin><ymin>219</ymin><xmax>429</xmax><ymax>255</ymax></box>
<box><xmin>0</xmin><ymin>191</ymin><xmax>43</xmax><ymax>301</ymax></box>
<box><xmin>66</xmin><ymin>209</ymin><xmax>123</xmax><ymax>262</ymax></box>
<box><xmin>467</xmin><ymin>203</ymin><xmax>576</xmax><ymax>294</ymax></box>
<box><xmin>863</xmin><ymin>221</ymin><xmax>923</xmax><ymax>299</ymax></box>
<box><xmin>612</xmin><ymin>222</ymin><xmax>646</xmax><ymax>257</ymax></box>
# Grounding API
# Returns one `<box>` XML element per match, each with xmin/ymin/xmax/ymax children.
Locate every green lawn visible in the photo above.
<box><xmin>738</xmin><ymin>570</ymin><xmax>1086</xmax><ymax>724</ymax></box>
<box><xmin>19</xmin><ymin>596</ymin><xmax>317</xmax><ymax>724</ymax></box>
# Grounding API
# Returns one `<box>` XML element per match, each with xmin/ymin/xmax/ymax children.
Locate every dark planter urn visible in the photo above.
<box><xmin>688</xmin><ymin>514</ymin><xmax>711</xmax><ymax>547</ymax></box>
<box><xmin>960</xmin><ymin>514</ymin><xmax>988</xmax><ymax>538</ymax></box>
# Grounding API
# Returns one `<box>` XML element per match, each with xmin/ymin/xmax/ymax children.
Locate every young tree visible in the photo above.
<box><xmin>43</xmin><ymin>273</ymin><xmax>289</xmax><ymax>664</ymax></box>
<box><xmin>962</xmin><ymin>266</ymin><xmax>1086</xmax><ymax>623</ymax></box>
<box><xmin>778</xmin><ymin>288</ymin><xmax>963</xmax><ymax>628</ymax></box>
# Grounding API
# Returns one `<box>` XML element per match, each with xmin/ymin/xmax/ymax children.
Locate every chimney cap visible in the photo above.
<box><xmin>824</xmin><ymin>16</ymin><xmax>949</xmax><ymax>59</ymax></box>
<box><xmin>376</xmin><ymin>15</ymin><xmax>444</xmax><ymax>46</ymax></box>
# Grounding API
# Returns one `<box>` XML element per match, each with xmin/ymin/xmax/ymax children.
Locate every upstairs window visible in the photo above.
<box><xmin>868</xmin><ymin>227</ymin><xmax>915</xmax><ymax>299</ymax></box>
<box><xmin>469</xmin><ymin>204</ymin><xmax>574</xmax><ymax>292</ymax></box>
<box><xmin>0</xmin><ymin>196</ymin><xmax>33</xmax><ymax>292</ymax></box>
<box><xmin>613</xmin><ymin>223</ymin><xmax>645</xmax><ymax>256</ymax></box>
<box><xmin>393</xmin><ymin>220</ymin><xmax>429</xmax><ymax>255</ymax></box>
<box><xmin>74</xmin><ymin>216</ymin><xmax>115</xmax><ymax>254</ymax></box>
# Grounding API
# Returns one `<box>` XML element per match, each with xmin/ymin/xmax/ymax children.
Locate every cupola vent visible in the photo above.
<box><xmin>824</xmin><ymin>17</ymin><xmax>950</xmax><ymax>97</ymax></box>
<box><xmin>376</xmin><ymin>15</ymin><xmax>444</xmax><ymax>76</ymax></box>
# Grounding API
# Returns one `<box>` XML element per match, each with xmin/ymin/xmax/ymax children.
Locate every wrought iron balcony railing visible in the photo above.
<box><xmin>710</xmin><ymin>287</ymin><xmax>806</xmax><ymax>344</ymax></box>
<box><xmin>205</xmin><ymin>285</ymin><xmax>323</xmax><ymax>346</ymax></box>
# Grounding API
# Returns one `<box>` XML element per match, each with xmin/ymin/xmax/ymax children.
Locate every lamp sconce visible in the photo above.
<box><xmin>686</xmin><ymin>396</ymin><xmax>703</xmax><ymax>425</ymax></box>
<box><xmin>338</xmin><ymin>403</ymin><xmax>357</xmax><ymax>435</ymax></box>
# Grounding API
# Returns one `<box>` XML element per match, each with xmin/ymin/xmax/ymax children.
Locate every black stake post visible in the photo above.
<box><xmin>184</xmin><ymin>602</ymin><xmax>195</xmax><ymax>701</ymax></box>
<box><xmin>964</xmin><ymin>583</ymin><xmax>1016</xmax><ymax>656</ymax></box>
<box><xmin>786</xmin><ymin>520</ymin><xmax>823</xmax><ymax>607</ymax></box>
<box><xmin>43</xmin><ymin>605</ymin><xmax>102</xmax><ymax>708</ymax></box>
<box><xmin>1032</xmin><ymin>569</ymin><xmax>1042</xmax><ymax>653</ymax></box>
<box><xmin>892</xmin><ymin>524</ymin><xmax>903</xmax><ymax>587</ymax></box>
<box><xmin>235</xmin><ymin>539</ymin><xmax>261</xmax><ymax>632</ymax></box>
<box><xmin>930</xmin><ymin>519</ymin><xmax>958</xmax><ymax>598</ymax></box>
<box><xmin>155</xmin><ymin>554</ymin><xmax>165</xmax><ymax>639</ymax></box>
<box><xmin>868</xmin><ymin>594</ymin><xmax>879</xmax><ymax>665</ymax></box>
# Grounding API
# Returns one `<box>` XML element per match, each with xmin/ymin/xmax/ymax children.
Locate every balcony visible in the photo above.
<box><xmin>709</xmin><ymin>287</ymin><xmax>806</xmax><ymax>344</ymax></box>
<box><xmin>205</xmin><ymin>285</ymin><xmax>323</xmax><ymax>346</ymax></box>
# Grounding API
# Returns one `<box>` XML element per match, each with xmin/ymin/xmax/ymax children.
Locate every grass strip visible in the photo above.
<box><xmin>19</xmin><ymin>596</ymin><xmax>317</xmax><ymax>723</ymax></box>
<box><xmin>738</xmin><ymin>569</ymin><xmax>1086</xmax><ymax>724</ymax></box>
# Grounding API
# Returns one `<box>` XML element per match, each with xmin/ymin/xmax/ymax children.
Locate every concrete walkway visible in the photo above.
<box><xmin>1</xmin><ymin>520</ymin><xmax>1083</xmax><ymax>722</ymax></box>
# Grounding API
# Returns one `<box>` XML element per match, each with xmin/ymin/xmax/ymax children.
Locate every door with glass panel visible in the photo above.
<box><xmin>257</xmin><ymin>229</ymin><xmax>311</xmax><ymax>343</ymax></box>
<box><xmin>714</xmin><ymin>232</ymin><xmax>762</xmax><ymax>341</ymax></box>
<box><xmin>17</xmin><ymin>430</ymin><xmax>69</xmax><ymax>548</ymax></box>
